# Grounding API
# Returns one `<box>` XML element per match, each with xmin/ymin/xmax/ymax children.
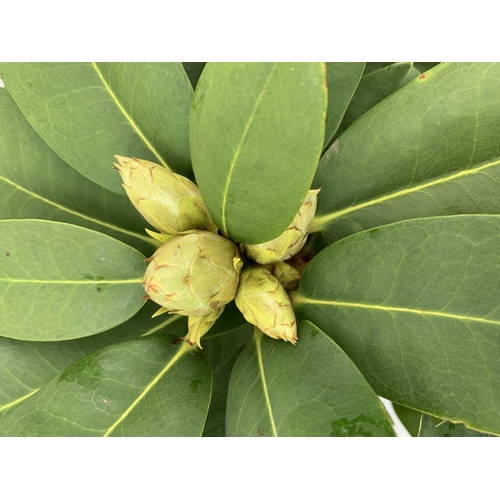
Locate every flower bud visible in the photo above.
<box><xmin>244</xmin><ymin>189</ymin><xmax>320</xmax><ymax>264</ymax></box>
<box><xmin>272</xmin><ymin>261</ymin><xmax>301</xmax><ymax>290</ymax></box>
<box><xmin>235</xmin><ymin>267</ymin><xmax>297</xmax><ymax>344</ymax></box>
<box><xmin>143</xmin><ymin>231</ymin><xmax>243</xmax><ymax>316</ymax></box>
<box><xmin>185</xmin><ymin>307</ymin><xmax>225</xmax><ymax>349</ymax></box>
<box><xmin>114</xmin><ymin>156</ymin><xmax>215</xmax><ymax>235</ymax></box>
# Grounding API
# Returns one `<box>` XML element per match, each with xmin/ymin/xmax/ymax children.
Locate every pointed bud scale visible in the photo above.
<box><xmin>235</xmin><ymin>267</ymin><xmax>297</xmax><ymax>344</ymax></box>
<box><xmin>185</xmin><ymin>307</ymin><xmax>225</xmax><ymax>349</ymax></box>
<box><xmin>145</xmin><ymin>228</ymin><xmax>175</xmax><ymax>244</ymax></box>
<box><xmin>143</xmin><ymin>231</ymin><xmax>243</xmax><ymax>316</ymax></box>
<box><xmin>114</xmin><ymin>156</ymin><xmax>214</xmax><ymax>235</ymax></box>
<box><xmin>244</xmin><ymin>189</ymin><xmax>320</xmax><ymax>264</ymax></box>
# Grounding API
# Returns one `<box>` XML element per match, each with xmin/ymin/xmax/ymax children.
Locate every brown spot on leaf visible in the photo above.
<box><xmin>419</xmin><ymin>74</ymin><xmax>426</xmax><ymax>80</ymax></box>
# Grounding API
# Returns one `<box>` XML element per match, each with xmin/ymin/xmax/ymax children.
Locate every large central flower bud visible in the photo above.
<box><xmin>143</xmin><ymin>231</ymin><xmax>243</xmax><ymax>316</ymax></box>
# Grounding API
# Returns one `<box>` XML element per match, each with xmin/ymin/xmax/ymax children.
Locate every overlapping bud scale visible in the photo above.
<box><xmin>235</xmin><ymin>267</ymin><xmax>297</xmax><ymax>344</ymax></box>
<box><xmin>143</xmin><ymin>231</ymin><xmax>243</xmax><ymax>316</ymax></box>
<box><xmin>114</xmin><ymin>156</ymin><xmax>215</xmax><ymax>235</ymax></box>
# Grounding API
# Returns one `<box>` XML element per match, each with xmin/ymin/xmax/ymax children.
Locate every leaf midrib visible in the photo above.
<box><xmin>255</xmin><ymin>330</ymin><xmax>278</xmax><ymax>437</ymax></box>
<box><xmin>0</xmin><ymin>317</ymin><xmax>180</xmax><ymax>414</ymax></box>
<box><xmin>296</xmin><ymin>297</ymin><xmax>500</xmax><ymax>326</ymax></box>
<box><xmin>0</xmin><ymin>174</ymin><xmax>156</xmax><ymax>247</ymax></box>
<box><xmin>0</xmin><ymin>389</ymin><xmax>38</xmax><ymax>413</ymax></box>
<box><xmin>219</xmin><ymin>64</ymin><xmax>276</xmax><ymax>235</ymax></box>
<box><xmin>90</xmin><ymin>62</ymin><xmax>168</xmax><ymax>169</ymax></box>
<box><xmin>102</xmin><ymin>341</ymin><xmax>191</xmax><ymax>437</ymax></box>
<box><xmin>312</xmin><ymin>156</ymin><xmax>500</xmax><ymax>230</ymax></box>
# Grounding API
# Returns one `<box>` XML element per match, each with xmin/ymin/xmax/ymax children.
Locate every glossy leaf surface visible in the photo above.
<box><xmin>324</xmin><ymin>62</ymin><xmax>365</xmax><ymax>148</ymax></box>
<box><xmin>335</xmin><ymin>62</ymin><xmax>420</xmax><ymax>138</ymax></box>
<box><xmin>226</xmin><ymin>322</ymin><xmax>395</xmax><ymax>437</ymax></box>
<box><xmin>312</xmin><ymin>63</ymin><xmax>500</xmax><ymax>244</ymax></box>
<box><xmin>0</xmin><ymin>88</ymin><xmax>157</xmax><ymax>256</ymax></box>
<box><xmin>0</xmin><ymin>302</ymin><xmax>187</xmax><ymax>415</ymax></box>
<box><xmin>0</xmin><ymin>220</ymin><xmax>147</xmax><ymax>341</ymax></box>
<box><xmin>0</xmin><ymin>63</ymin><xmax>193</xmax><ymax>193</ymax></box>
<box><xmin>190</xmin><ymin>62</ymin><xmax>327</xmax><ymax>243</ymax></box>
<box><xmin>0</xmin><ymin>337</ymin><xmax>211</xmax><ymax>436</ymax></box>
<box><xmin>295</xmin><ymin>216</ymin><xmax>500</xmax><ymax>435</ymax></box>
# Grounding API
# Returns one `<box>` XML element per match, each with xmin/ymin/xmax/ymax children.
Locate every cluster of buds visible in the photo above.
<box><xmin>115</xmin><ymin>156</ymin><xmax>319</xmax><ymax>348</ymax></box>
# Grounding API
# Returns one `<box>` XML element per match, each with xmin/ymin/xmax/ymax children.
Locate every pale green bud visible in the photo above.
<box><xmin>185</xmin><ymin>307</ymin><xmax>225</xmax><ymax>349</ymax></box>
<box><xmin>244</xmin><ymin>189</ymin><xmax>320</xmax><ymax>264</ymax></box>
<box><xmin>235</xmin><ymin>267</ymin><xmax>297</xmax><ymax>344</ymax></box>
<box><xmin>272</xmin><ymin>261</ymin><xmax>301</xmax><ymax>290</ymax></box>
<box><xmin>143</xmin><ymin>231</ymin><xmax>243</xmax><ymax>316</ymax></box>
<box><xmin>114</xmin><ymin>156</ymin><xmax>215</xmax><ymax>235</ymax></box>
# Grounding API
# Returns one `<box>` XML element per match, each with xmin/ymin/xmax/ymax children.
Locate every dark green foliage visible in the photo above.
<box><xmin>0</xmin><ymin>62</ymin><xmax>497</xmax><ymax>437</ymax></box>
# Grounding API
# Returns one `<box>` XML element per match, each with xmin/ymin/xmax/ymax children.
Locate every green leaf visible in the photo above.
<box><xmin>190</xmin><ymin>62</ymin><xmax>327</xmax><ymax>244</ymax></box>
<box><xmin>324</xmin><ymin>62</ymin><xmax>365</xmax><ymax>149</ymax></box>
<box><xmin>312</xmin><ymin>63</ymin><xmax>500</xmax><ymax>244</ymax></box>
<box><xmin>335</xmin><ymin>62</ymin><xmax>420</xmax><ymax>138</ymax></box>
<box><xmin>0</xmin><ymin>219</ymin><xmax>147</xmax><ymax>341</ymax></box>
<box><xmin>364</xmin><ymin>62</ymin><xmax>394</xmax><ymax>74</ymax></box>
<box><xmin>414</xmin><ymin>62</ymin><xmax>440</xmax><ymax>73</ymax></box>
<box><xmin>419</xmin><ymin>414</ymin><xmax>494</xmax><ymax>437</ymax></box>
<box><xmin>204</xmin><ymin>300</ymin><xmax>247</xmax><ymax>338</ymax></box>
<box><xmin>0</xmin><ymin>63</ymin><xmax>193</xmax><ymax>194</ymax></box>
<box><xmin>182</xmin><ymin>62</ymin><xmax>206</xmax><ymax>89</ymax></box>
<box><xmin>0</xmin><ymin>87</ymin><xmax>158</xmax><ymax>256</ymax></box>
<box><xmin>392</xmin><ymin>403</ymin><xmax>421</xmax><ymax>437</ymax></box>
<box><xmin>201</xmin><ymin>311</ymin><xmax>253</xmax><ymax>437</ymax></box>
<box><xmin>225</xmin><ymin>322</ymin><xmax>395</xmax><ymax>437</ymax></box>
<box><xmin>201</xmin><ymin>345</ymin><xmax>245</xmax><ymax>437</ymax></box>
<box><xmin>0</xmin><ymin>337</ymin><xmax>211</xmax><ymax>436</ymax></box>
<box><xmin>0</xmin><ymin>302</ymin><xmax>187</xmax><ymax>415</ymax></box>
<box><xmin>294</xmin><ymin>215</ymin><xmax>500</xmax><ymax>435</ymax></box>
